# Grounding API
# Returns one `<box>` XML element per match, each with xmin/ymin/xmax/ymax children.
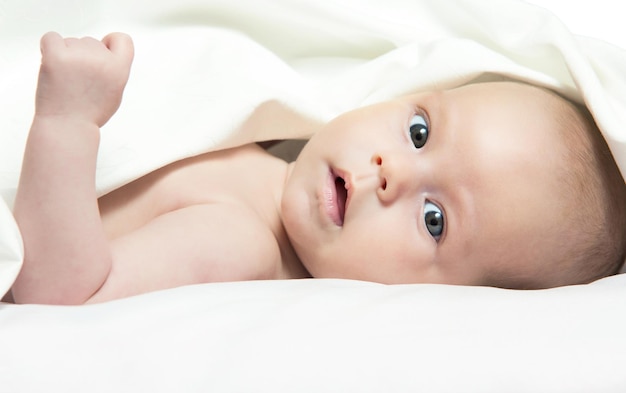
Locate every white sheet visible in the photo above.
<box><xmin>2</xmin><ymin>276</ymin><xmax>626</xmax><ymax>392</ymax></box>
<box><xmin>1</xmin><ymin>0</ymin><xmax>625</xmax><ymax>392</ymax></box>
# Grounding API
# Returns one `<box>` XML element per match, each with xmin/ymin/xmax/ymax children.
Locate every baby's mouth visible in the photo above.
<box><xmin>334</xmin><ymin>176</ymin><xmax>347</xmax><ymax>225</ymax></box>
<box><xmin>324</xmin><ymin>168</ymin><xmax>350</xmax><ymax>227</ymax></box>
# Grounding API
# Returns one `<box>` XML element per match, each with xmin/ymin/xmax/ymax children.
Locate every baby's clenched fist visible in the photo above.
<box><xmin>35</xmin><ymin>32</ymin><xmax>134</xmax><ymax>128</ymax></box>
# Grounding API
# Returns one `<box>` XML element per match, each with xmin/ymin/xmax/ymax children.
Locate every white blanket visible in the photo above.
<box><xmin>1</xmin><ymin>0</ymin><xmax>625</xmax><ymax>392</ymax></box>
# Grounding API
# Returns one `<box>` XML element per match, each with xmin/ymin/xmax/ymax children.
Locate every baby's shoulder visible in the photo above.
<box><xmin>168</xmin><ymin>202</ymin><xmax>284</xmax><ymax>281</ymax></box>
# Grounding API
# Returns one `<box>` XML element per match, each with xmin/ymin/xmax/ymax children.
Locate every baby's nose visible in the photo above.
<box><xmin>372</xmin><ymin>152</ymin><xmax>416</xmax><ymax>205</ymax></box>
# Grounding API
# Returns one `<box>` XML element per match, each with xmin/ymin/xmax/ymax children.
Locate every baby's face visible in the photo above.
<box><xmin>281</xmin><ymin>82</ymin><xmax>570</xmax><ymax>287</ymax></box>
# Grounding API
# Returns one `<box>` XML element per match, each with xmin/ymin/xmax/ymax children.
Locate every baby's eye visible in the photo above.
<box><xmin>409</xmin><ymin>114</ymin><xmax>429</xmax><ymax>148</ymax></box>
<box><xmin>424</xmin><ymin>201</ymin><xmax>444</xmax><ymax>240</ymax></box>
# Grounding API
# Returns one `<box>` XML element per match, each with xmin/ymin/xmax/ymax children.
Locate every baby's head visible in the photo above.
<box><xmin>281</xmin><ymin>81</ymin><xmax>626</xmax><ymax>289</ymax></box>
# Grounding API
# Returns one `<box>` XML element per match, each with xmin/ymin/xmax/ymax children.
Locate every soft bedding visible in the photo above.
<box><xmin>0</xmin><ymin>0</ymin><xmax>625</xmax><ymax>392</ymax></box>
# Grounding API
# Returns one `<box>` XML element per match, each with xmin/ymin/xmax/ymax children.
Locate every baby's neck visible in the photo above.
<box><xmin>263</xmin><ymin>149</ymin><xmax>311</xmax><ymax>279</ymax></box>
<box><xmin>250</xmin><ymin>139</ymin><xmax>310</xmax><ymax>278</ymax></box>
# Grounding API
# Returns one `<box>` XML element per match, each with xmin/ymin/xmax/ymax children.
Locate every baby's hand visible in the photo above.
<box><xmin>35</xmin><ymin>32</ymin><xmax>134</xmax><ymax>127</ymax></box>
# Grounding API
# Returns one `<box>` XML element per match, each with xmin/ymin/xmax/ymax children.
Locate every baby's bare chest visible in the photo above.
<box><xmin>98</xmin><ymin>144</ymin><xmax>286</xmax><ymax>241</ymax></box>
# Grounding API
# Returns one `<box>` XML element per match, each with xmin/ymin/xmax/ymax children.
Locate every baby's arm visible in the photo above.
<box><xmin>11</xmin><ymin>32</ymin><xmax>134</xmax><ymax>304</ymax></box>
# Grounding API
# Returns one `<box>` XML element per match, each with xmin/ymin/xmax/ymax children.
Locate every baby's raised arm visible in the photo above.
<box><xmin>11</xmin><ymin>32</ymin><xmax>133</xmax><ymax>304</ymax></box>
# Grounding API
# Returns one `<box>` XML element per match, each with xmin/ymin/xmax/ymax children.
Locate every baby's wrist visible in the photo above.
<box><xmin>31</xmin><ymin>113</ymin><xmax>101</xmax><ymax>134</ymax></box>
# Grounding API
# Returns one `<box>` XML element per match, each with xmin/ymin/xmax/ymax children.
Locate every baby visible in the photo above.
<box><xmin>9</xmin><ymin>32</ymin><xmax>626</xmax><ymax>304</ymax></box>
